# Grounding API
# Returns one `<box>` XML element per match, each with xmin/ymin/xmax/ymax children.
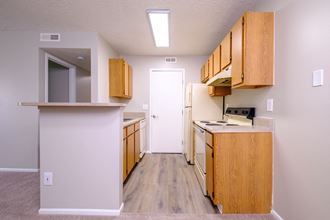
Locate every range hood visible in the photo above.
<box><xmin>206</xmin><ymin>66</ymin><xmax>232</xmax><ymax>86</ymax></box>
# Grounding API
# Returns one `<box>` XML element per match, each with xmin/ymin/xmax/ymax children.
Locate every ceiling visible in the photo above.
<box><xmin>44</xmin><ymin>48</ymin><xmax>91</xmax><ymax>72</ymax></box>
<box><xmin>0</xmin><ymin>0</ymin><xmax>258</xmax><ymax>56</ymax></box>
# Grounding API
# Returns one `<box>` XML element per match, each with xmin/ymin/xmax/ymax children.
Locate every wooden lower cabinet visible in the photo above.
<box><xmin>206</xmin><ymin>132</ymin><xmax>273</xmax><ymax>213</ymax></box>
<box><xmin>123</xmin><ymin>121</ymin><xmax>142</xmax><ymax>182</ymax></box>
<box><xmin>127</xmin><ymin>134</ymin><xmax>135</xmax><ymax>175</ymax></box>
<box><xmin>135</xmin><ymin>129</ymin><xmax>140</xmax><ymax>163</ymax></box>
<box><xmin>123</xmin><ymin>138</ymin><xmax>127</xmax><ymax>181</ymax></box>
<box><xmin>205</xmin><ymin>144</ymin><xmax>214</xmax><ymax>199</ymax></box>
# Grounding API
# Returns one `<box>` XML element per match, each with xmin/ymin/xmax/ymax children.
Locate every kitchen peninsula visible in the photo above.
<box><xmin>20</xmin><ymin>102</ymin><xmax>126</xmax><ymax>216</ymax></box>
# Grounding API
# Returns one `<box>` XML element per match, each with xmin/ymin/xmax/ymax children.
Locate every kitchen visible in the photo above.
<box><xmin>1</xmin><ymin>0</ymin><xmax>330</xmax><ymax>220</ymax></box>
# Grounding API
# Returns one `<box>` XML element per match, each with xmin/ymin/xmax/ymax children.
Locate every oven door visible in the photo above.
<box><xmin>193</xmin><ymin>124</ymin><xmax>206</xmax><ymax>173</ymax></box>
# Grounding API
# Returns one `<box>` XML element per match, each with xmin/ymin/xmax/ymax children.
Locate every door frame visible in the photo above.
<box><xmin>45</xmin><ymin>53</ymin><xmax>76</xmax><ymax>102</ymax></box>
<box><xmin>149</xmin><ymin>68</ymin><xmax>185</xmax><ymax>153</ymax></box>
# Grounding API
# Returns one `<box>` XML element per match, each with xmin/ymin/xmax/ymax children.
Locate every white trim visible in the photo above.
<box><xmin>0</xmin><ymin>168</ymin><xmax>39</xmax><ymax>172</ymax></box>
<box><xmin>149</xmin><ymin>68</ymin><xmax>185</xmax><ymax>153</ymax></box>
<box><xmin>45</xmin><ymin>53</ymin><xmax>76</xmax><ymax>103</ymax></box>
<box><xmin>271</xmin><ymin>210</ymin><xmax>284</xmax><ymax>220</ymax></box>
<box><xmin>39</xmin><ymin>203</ymin><xmax>124</xmax><ymax>216</ymax></box>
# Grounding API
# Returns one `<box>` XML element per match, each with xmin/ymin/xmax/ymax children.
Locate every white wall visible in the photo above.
<box><xmin>76</xmin><ymin>67</ymin><xmax>91</xmax><ymax>102</ymax></box>
<box><xmin>226</xmin><ymin>0</ymin><xmax>330</xmax><ymax>219</ymax></box>
<box><xmin>0</xmin><ymin>31</ymin><xmax>39</xmax><ymax>169</ymax></box>
<box><xmin>97</xmin><ymin>35</ymin><xmax>121</xmax><ymax>103</ymax></box>
<box><xmin>0</xmin><ymin>31</ymin><xmax>118</xmax><ymax>169</ymax></box>
<box><xmin>121</xmin><ymin>55</ymin><xmax>207</xmax><ymax>151</ymax></box>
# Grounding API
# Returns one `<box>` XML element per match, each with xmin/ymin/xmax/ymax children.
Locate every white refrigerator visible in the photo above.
<box><xmin>183</xmin><ymin>83</ymin><xmax>222</xmax><ymax>164</ymax></box>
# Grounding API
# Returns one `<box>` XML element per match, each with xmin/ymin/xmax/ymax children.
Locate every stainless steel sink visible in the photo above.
<box><xmin>123</xmin><ymin>118</ymin><xmax>133</xmax><ymax>122</ymax></box>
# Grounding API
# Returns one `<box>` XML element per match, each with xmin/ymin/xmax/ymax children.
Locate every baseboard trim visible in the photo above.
<box><xmin>39</xmin><ymin>203</ymin><xmax>124</xmax><ymax>216</ymax></box>
<box><xmin>0</xmin><ymin>168</ymin><xmax>39</xmax><ymax>173</ymax></box>
<box><xmin>271</xmin><ymin>209</ymin><xmax>284</xmax><ymax>220</ymax></box>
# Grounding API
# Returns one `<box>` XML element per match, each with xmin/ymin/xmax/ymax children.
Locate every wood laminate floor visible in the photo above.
<box><xmin>0</xmin><ymin>153</ymin><xmax>276</xmax><ymax>219</ymax></box>
<box><xmin>123</xmin><ymin>154</ymin><xmax>217</xmax><ymax>214</ymax></box>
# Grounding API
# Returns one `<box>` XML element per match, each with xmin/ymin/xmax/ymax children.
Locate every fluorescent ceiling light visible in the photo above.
<box><xmin>147</xmin><ymin>9</ymin><xmax>170</xmax><ymax>47</ymax></box>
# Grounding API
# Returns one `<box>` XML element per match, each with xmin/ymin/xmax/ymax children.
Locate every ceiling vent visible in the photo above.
<box><xmin>165</xmin><ymin>57</ymin><xmax>177</xmax><ymax>63</ymax></box>
<box><xmin>40</xmin><ymin>33</ymin><xmax>61</xmax><ymax>42</ymax></box>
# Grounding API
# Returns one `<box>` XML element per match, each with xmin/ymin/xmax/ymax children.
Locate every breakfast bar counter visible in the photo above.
<box><xmin>20</xmin><ymin>102</ymin><xmax>126</xmax><ymax>216</ymax></box>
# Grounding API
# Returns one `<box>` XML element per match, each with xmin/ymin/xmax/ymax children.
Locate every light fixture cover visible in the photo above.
<box><xmin>147</xmin><ymin>9</ymin><xmax>170</xmax><ymax>47</ymax></box>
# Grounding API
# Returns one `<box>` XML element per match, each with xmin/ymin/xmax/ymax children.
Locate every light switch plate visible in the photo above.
<box><xmin>313</xmin><ymin>69</ymin><xmax>324</xmax><ymax>87</ymax></box>
<box><xmin>43</xmin><ymin>172</ymin><xmax>53</xmax><ymax>186</ymax></box>
<box><xmin>267</xmin><ymin>99</ymin><xmax>273</xmax><ymax>112</ymax></box>
<box><xmin>142</xmin><ymin>104</ymin><xmax>149</xmax><ymax>110</ymax></box>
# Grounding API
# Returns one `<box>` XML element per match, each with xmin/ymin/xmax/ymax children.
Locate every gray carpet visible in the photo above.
<box><xmin>0</xmin><ymin>171</ymin><xmax>275</xmax><ymax>220</ymax></box>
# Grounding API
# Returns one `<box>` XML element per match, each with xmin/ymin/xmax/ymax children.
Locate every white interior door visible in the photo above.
<box><xmin>150</xmin><ymin>69</ymin><xmax>184</xmax><ymax>153</ymax></box>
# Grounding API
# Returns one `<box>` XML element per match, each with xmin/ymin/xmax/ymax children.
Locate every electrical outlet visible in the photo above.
<box><xmin>142</xmin><ymin>104</ymin><xmax>149</xmax><ymax>110</ymax></box>
<box><xmin>267</xmin><ymin>99</ymin><xmax>273</xmax><ymax>112</ymax></box>
<box><xmin>43</xmin><ymin>172</ymin><xmax>53</xmax><ymax>186</ymax></box>
<box><xmin>313</xmin><ymin>69</ymin><xmax>324</xmax><ymax>87</ymax></box>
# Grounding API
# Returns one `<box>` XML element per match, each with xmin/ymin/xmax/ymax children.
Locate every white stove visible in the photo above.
<box><xmin>193</xmin><ymin>107</ymin><xmax>255</xmax><ymax>196</ymax></box>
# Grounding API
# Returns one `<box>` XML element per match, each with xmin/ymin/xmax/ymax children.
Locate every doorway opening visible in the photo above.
<box><xmin>46</xmin><ymin>54</ymin><xmax>76</xmax><ymax>102</ymax></box>
<box><xmin>40</xmin><ymin>48</ymin><xmax>91</xmax><ymax>103</ymax></box>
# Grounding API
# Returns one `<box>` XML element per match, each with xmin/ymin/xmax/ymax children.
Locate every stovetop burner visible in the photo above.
<box><xmin>200</xmin><ymin>121</ymin><xmax>210</xmax><ymax>123</ymax></box>
<box><xmin>226</xmin><ymin>124</ymin><xmax>239</xmax><ymax>126</ymax></box>
<box><xmin>205</xmin><ymin>123</ymin><xmax>223</xmax><ymax>126</ymax></box>
<box><xmin>217</xmin><ymin>120</ymin><xmax>227</xmax><ymax>123</ymax></box>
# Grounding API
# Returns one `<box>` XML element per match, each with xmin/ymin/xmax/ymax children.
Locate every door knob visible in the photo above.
<box><xmin>151</xmin><ymin>115</ymin><xmax>157</xmax><ymax>118</ymax></box>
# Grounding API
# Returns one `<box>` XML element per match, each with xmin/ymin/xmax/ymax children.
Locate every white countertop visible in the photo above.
<box><xmin>123</xmin><ymin>117</ymin><xmax>145</xmax><ymax>127</ymax></box>
<box><xmin>194</xmin><ymin>121</ymin><xmax>273</xmax><ymax>133</ymax></box>
<box><xmin>19</xmin><ymin>102</ymin><xmax>126</xmax><ymax>107</ymax></box>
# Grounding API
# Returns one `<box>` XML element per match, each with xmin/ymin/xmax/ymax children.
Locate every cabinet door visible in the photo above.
<box><xmin>135</xmin><ymin>129</ymin><xmax>140</xmax><ymax>163</ymax></box>
<box><xmin>127</xmin><ymin>134</ymin><xmax>135</xmax><ymax>174</ymax></box>
<box><xmin>208</xmin><ymin>86</ymin><xmax>215</xmax><ymax>96</ymax></box>
<box><xmin>123</xmin><ymin>61</ymin><xmax>129</xmax><ymax>96</ymax></box>
<box><xmin>208</xmin><ymin>55</ymin><xmax>214</xmax><ymax>78</ymax></box>
<box><xmin>231</xmin><ymin>16</ymin><xmax>244</xmax><ymax>86</ymax></box>
<box><xmin>206</xmin><ymin>144</ymin><xmax>214</xmax><ymax>199</ymax></box>
<box><xmin>200</xmin><ymin>65</ymin><xmax>205</xmax><ymax>82</ymax></box>
<box><xmin>123</xmin><ymin>138</ymin><xmax>127</xmax><ymax>182</ymax></box>
<box><xmin>221</xmin><ymin>32</ymin><xmax>232</xmax><ymax>70</ymax></box>
<box><xmin>213</xmin><ymin>45</ymin><xmax>221</xmax><ymax>75</ymax></box>
<box><xmin>204</xmin><ymin>61</ymin><xmax>209</xmax><ymax>81</ymax></box>
<box><xmin>128</xmin><ymin>65</ymin><xmax>132</xmax><ymax>98</ymax></box>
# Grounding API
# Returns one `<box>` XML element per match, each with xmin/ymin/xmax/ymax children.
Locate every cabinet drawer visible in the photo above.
<box><xmin>206</xmin><ymin>131</ymin><xmax>213</xmax><ymax>146</ymax></box>
<box><xmin>134</xmin><ymin>122</ymin><xmax>140</xmax><ymax>131</ymax></box>
<box><xmin>123</xmin><ymin>128</ymin><xmax>127</xmax><ymax>139</ymax></box>
<box><xmin>127</xmin><ymin>124</ymin><xmax>135</xmax><ymax>136</ymax></box>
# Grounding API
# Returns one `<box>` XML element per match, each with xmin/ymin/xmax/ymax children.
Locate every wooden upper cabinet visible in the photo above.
<box><xmin>109</xmin><ymin>58</ymin><xmax>132</xmax><ymax>99</ymax></box>
<box><xmin>208</xmin><ymin>86</ymin><xmax>231</xmax><ymax>97</ymax></box>
<box><xmin>213</xmin><ymin>45</ymin><xmax>221</xmax><ymax>75</ymax></box>
<box><xmin>231</xmin><ymin>16</ymin><xmax>244</xmax><ymax>86</ymax></box>
<box><xmin>128</xmin><ymin>65</ymin><xmax>132</xmax><ymax>97</ymax></box>
<box><xmin>221</xmin><ymin>32</ymin><xmax>232</xmax><ymax>70</ymax></box>
<box><xmin>208</xmin><ymin>55</ymin><xmax>214</xmax><ymax>78</ymax></box>
<box><xmin>204</xmin><ymin>61</ymin><xmax>209</xmax><ymax>82</ymax></box>
<box><xmin>200</xmin><ymin>65</ymin><xmax>205</xmax><ymax>83</ymax></box>
<box><xmin>123</xmin><ymin>61</ymin><xmax>129</xmax><ymax>96</ymax></box>
<box><xmin>231</xmin><ymin>12</ymin><xmax>274</xmax><ymax>88</ymax></box>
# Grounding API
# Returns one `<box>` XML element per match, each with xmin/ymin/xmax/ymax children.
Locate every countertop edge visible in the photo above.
<box><xmin>19</xmin><ymin>102</ymin><xmax>127</xmax><ymax>107</ymax></box>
